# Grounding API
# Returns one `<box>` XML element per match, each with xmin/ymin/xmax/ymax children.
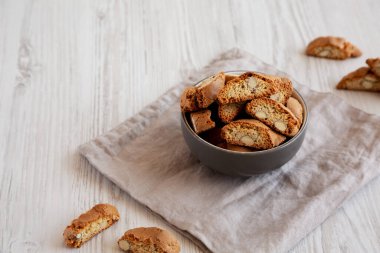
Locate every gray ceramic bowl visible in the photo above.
<box><xmin>181</xmin><ymin>71</ymin><xmax>309</xmax><ymax>177</ymax></box>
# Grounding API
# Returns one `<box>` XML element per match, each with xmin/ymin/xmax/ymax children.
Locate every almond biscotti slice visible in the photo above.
<box><xmin>180</xmin><ymin>87</ymin><xmax>199</xmax><ymax>112</ymax></box>
<box><xmin>286</xmin><ymin>97</ymin><xmax>303</xmax><ymax>124</ymax></box>
<box><xmin>63</xmin><ymin>204</ymin><xmax>120</xmax><ymax>248</ymax></box>
<box><xmin>336</xmin><ymin>67</ymin><xmax>380</xmax><ymax>92</ymax></box>
<box><xmin>196</xmin><ymin>72</ymin><xmax>225</xmax><ymax>108</ymax></box>
<box><xmin>306</xmin><ymin>36</ymin><xmax>361</xmax><ymax>60</ymax></box>
<box><xmin>217</xmin><ymin>72</ymin><xmax>276</xmax><ymax>104</ymax></box>
<box><xmin>218</xmin><ymin>102</ymin><xmax>245</xmax><ymax>123</ymax></box>
<box><xmin>190</xmin><ymin>109</ymin><xmax>215</xmax><ymax>134</ymax></box>
<box><xmin>259</xmin><ymin>74</ymin><xmax>293</xmax><ymax>104</ymax></box>
<box><xmin>246</xmin><ymin>98</ymin><xmax>300</xmax><ymax>137</ymax></box>
<box><xmin>221</xmin><ymin>119</ymin><xmax>286</xmax><ymax>150</ymax></box>
<box><xmin>118</xmin><ymin>227</ymin><xmax>180</xmax><ymax>253</ymax></box>
<box><xmin>366</xmin><ymin>58</ymin><xmax>380</xmax><ymax>77</ymax></box>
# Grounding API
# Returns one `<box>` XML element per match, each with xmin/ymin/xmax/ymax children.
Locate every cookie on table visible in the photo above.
<box><xmin>180</xmin><ymin>87</ymin><xmax>199</xmax><ymax>112</ymax></box>
<box><xmin>336</xmin><ymin>67</ymin><xmax>380</xmax><ymax>92</ymax></box>
<box><xmin>245</xmin><ymin>98</ymin><xmax>300</xmax><ymax>137</ymax></box>
<box><xmin>259</xmin><ymin>74</ymin><xmax>293</xmax><ymax>104</ymax></box>
<box><xmin>190</xmin><ymin>109</ymin><xmax>215</xmax><ymax>134</ymax></box>
<box><xmin>366</xmin><ymin>58</ymin><xmax>380</xmax><ymax>77</ymax></box>
<box><xmin>218</xmin><ymin>102</ymin><xmax>245</xmax><ymax>123</ymax></box>
<box><xmin>118</xmin><ymin>227</ymin><xmax>180</xmax><ymax>253</ymax></box>
<box><xmin>63</xmin><ymin>204</ymin><xmax>120</xmax><ymax>248</ymax></box>
<box><xmin>217</xmin><ymin>72</ymin><xmax>276</xmax><ymax>104</ymax></box>
<box><xmin>196</xmin><ymin>72</ymin><xmax>225</xmax><ymax>108</ymax></box>
<box><xmin>306</xmin><ymin>36</ymin><xmax>361</xmax><ymax>60</ymax></box>
<box><xmin>286</xmin><ymin>97</ymin><xmax>303</xmax><ymax>124</ymax></box>
<box><xmin>221</xmin><ymin>119</ymin><xmax>286</xmax><ymax>150</ymax></box>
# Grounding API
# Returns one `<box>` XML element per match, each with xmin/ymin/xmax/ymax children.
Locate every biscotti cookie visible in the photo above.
<box><xmin>225</xmin><ymin>74</ymin><xmax>239</xmax><ymax>83</ymax></box>
<box><xmin>336</xmin><ymin>67</ymin><xmax>380</xmax><ymax>92</ymax></box>
<box><xmin>221</xmin><ymin>119</ymin><xmax>286</xmax><ymax>150</ymax></box>
<box><xmin>196</xmin><ymin>72</ymin><xmax>225</xmax><ymax>108</ymax></box>
<box><xmin>366</xmin><ymin>58</ymin><xmax>380</xmax><ymax>77</ymax></box>
<box><xmin>217</xmin><ymin>72</ymin><xmax>276</xmax><ymax>104</ymax></box>
<box><xmin>218</xmin><ymin>102</ymin><xmax>245</xmax><ymax>123</ymax></box>
<box><xmin>118</xmin><ymin>227</ymin><xmax>180</xmax><ymax>253</ymax></box>
<box><xmin>261</xmin><ymin>74</ymin><xmax>293</xmax><ymax>104</ymax></box>
<box><xmin>63</xmin><ymin>204</ymin><xmax>120</xmax><ymax>248</ymax></box>
<box><xmin>190</xmin><ymin>109</ymin><xmax>215</xmax><ymax>134</ymax></box>
<box><xmin>306</xmin><ymin>36</ymin><xmax>361</xmax><ymax>60</ymax></box>
<box><xmin>246</xmin><ymin>98</ymin><xmax>300</xmax><ymax>137</ymax></box>
<box><xmin>286</xmin><ymin>97</ymin><xmax>303</xmax><ymax>124</ymax></box>
<box><xmin>180</xmin><ymin>87</ymin><xmax>199</xmax><ymax>112</ymax></box>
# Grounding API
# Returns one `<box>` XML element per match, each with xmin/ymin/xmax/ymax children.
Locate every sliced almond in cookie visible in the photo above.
<box><xmin>245</xmin><ymin>98</ymin><xmax>300</xmax><ymax>137</ymax></box>
<box><xmin>221</xmin><ymin>119</ymin><xmax>286</xmax><ymax>150</ymax></box>
<box><xmin>306</xmin><ymin>36</ymin><xmax>361</xmax><ymax>60</ymax></box>
<box><xmin>190</xmin><ymin>109</ymin><xmax>215</xmax><ymax>134</ymax></box>
<box><xmin>366</xmin><ymin>58</ymin><xmax>380</xmax><ymax>77</ymax></box>
<box><xmin>196</xmin><ymin>72</ymin><xmax>225</xmax><ymax>108</ymax></box>
<box><xmin>255</xmin><ymin>111</ymin><xmax>267</xmax><ymax>119</ymax></box>
<box><xmin>218</xmin><ymin>102</ymin><xmax>245</xmax><ymax>123</ymax></box>
<box><xmin>180</xmin><ymin>87</ymin><xmax>199</xmax><ymax>112</ymax></box>
<box><xmin>336</xmin><ymin>67</ymin><xmax>380</xmax><ymax>92</ymax></box>
<box><xmin>274</xmin><ymin>121</ymin><xmax>287</xmax><ymax>132</ymax></box>
<box><xmin>217</xmin><ymin>72</ymin><xmax>276</xmax><ymax>104</ymax></box>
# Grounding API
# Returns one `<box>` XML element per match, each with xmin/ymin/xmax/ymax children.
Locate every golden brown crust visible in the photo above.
<box><xmin>306</xmin><ymin>36</ymin><xmax>361</xmax><ymax>60</ymax></box>
<box><xmin>261</xmin><ymin>75</ymin><xmax>294</xmax><ymax>104</ymax></box>
<box><xmin>217</xmin><ymin>72</ymin><xmax>276</xmax><ymax>104</ymax></box>
<box><xmin>366</xmin><ymin>58</ymin><xmax>380</xmax><ymax>77</ymax></box>
<box><xmin>218</xmin><ymin>102</ymin><xmax>245</xmax><ymax>123</ymax></box>
<box><xmin>336</xmin><ymin>67</ymin><xmax>380</xmax><ymax>92</ymax></box>
<box><xmin>196</xmin><ymin>72</ymin><xmax>225</xmax><ymax>108</ymax></box>
<box><xmin>63</xmin><ymin>204</ymin><xmax>120</xmax><ymax>248</ymax></box>
<box><xmin>225</xmin><ymin>74</ymin><xmax>239</xmax><ymax>83</ymax></box>
<box><xmin>189</xmin><ymin>109</ymin><xmax>215</xmax><ymax>134</ymax></box>
<box><xmin>118</xmin><ymin>227</ymin><xmax>180</xmax><ymax>253</ymax></box>
<box><xmin>221</xmin><ymin>119</ymin><xmax>286</xmax><ymax>150</ymax></box>
<box><xmin>245</xmin><ymin>98</ymin><xmax>300</xmax><ymax>137</ymax></box>
<box><xmin>199</xmin><ymin>127</ymin><xmax>224</xmax><ymax>146</ymax></box>
<box><xmin>180</xmin><ymin>87</ymin><xmax>199</xmax><ymax>112</ymax></box>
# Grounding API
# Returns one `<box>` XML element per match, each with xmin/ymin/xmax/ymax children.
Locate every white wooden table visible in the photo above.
<box><xmin>1</xmin><ymin>0</ymin><xmax>380</xmax><ymax>252</ymax></box>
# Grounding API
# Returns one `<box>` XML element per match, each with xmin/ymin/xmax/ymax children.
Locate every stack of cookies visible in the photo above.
<box><xmin>180</xmin><ymin>71</ymin><xmax>304</xmax><ymax>152</ymax></box>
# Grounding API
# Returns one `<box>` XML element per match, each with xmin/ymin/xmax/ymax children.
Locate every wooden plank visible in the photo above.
<box><xmin>0</xmin><ymin>0</ymin><xmax>379</xmax><ymax>252</ymax></box>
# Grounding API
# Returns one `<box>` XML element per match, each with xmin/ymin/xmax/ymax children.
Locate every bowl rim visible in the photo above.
<box><xmin>181</xmin><ymin>70</ymin><xmax>309</xmax><ymax>156</ymax></box>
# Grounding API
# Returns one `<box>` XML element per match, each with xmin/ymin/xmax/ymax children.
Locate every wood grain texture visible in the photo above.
<box><xmin>1</xmin><ymin>0</ymin><xmax>380</xmax><ymax>252</ymax></box>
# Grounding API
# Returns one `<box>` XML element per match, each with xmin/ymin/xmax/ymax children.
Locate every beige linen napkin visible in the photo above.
<box><xmin>79</xmin><ymin>48</ymin><xmax>380</xmax><ymax>253</ymax></box>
